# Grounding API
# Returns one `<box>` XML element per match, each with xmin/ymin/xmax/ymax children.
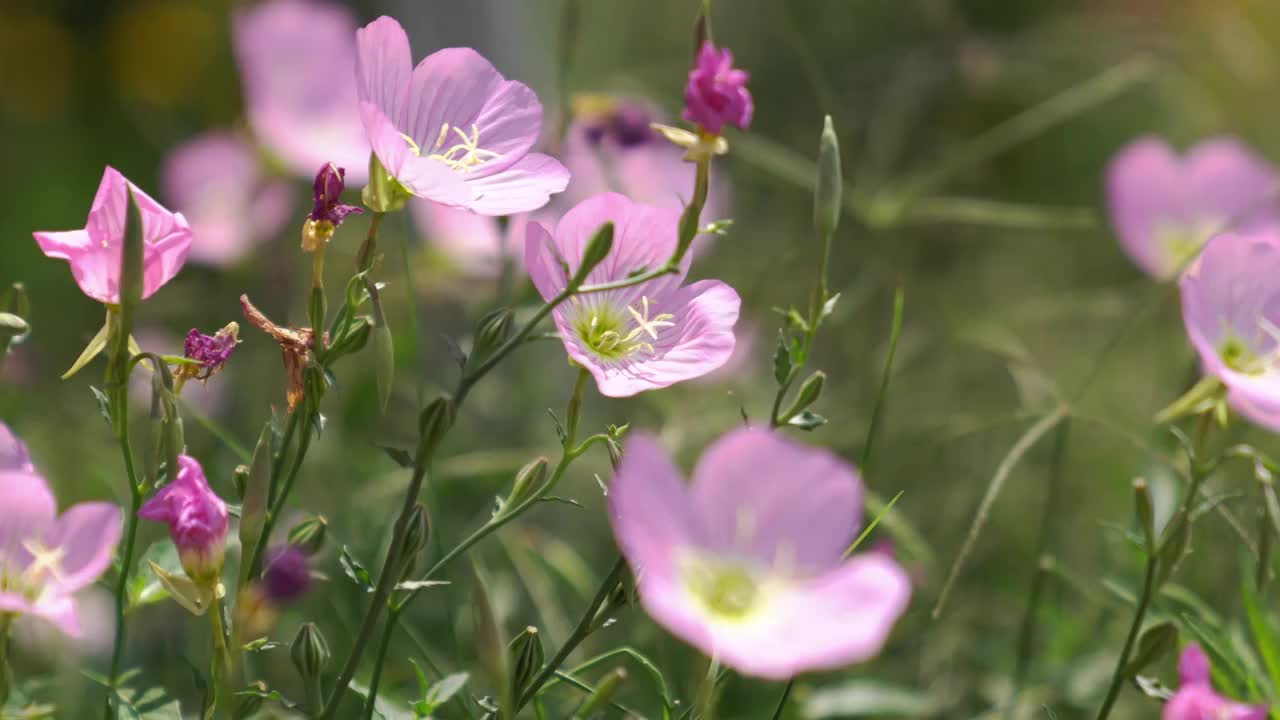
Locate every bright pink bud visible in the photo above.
<box><xmin>138</xmin><ymin>454</ymin><xmax>228</xmax><ymax>583</ymax></box>
<box><xmin>682</xmin><ymin>42</ymin><xmax>753</xmax><ymax>135</ymax></box>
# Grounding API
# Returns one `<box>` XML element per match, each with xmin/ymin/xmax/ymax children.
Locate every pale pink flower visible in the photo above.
<box><xmin>161</xmin><ymin>131</ymin><xmax>294</xmax><ymax>265</ymax></box>
<box><xmin>409</xmin><ymin>199</ymin><xmax>526</xmax><ymax>277</ymax></box>
<box><xmin>33</xmin><ymin>167</ymin><xmax>193</xmax><ymax>304</ymax></box>
<box><xmin>1106</xmin><ymin>136</ymin><xmax>1280</xmax><ymax>279</ymax></box>
<box><xmin>0</xmin><ymin>423</ymin><xmax>122</xmax><ymax>637</ymax></box>
<box><xmin>233</xmin><ymin>0</ymin><xmax>370</xmax><ymax>182</ymax></box>
<box><xmin>138</xmin><ymin>455</ymin><xmax>228</xmax><ymax>583</ymax></box>
<box><xmin>525</xmin><ymin>193</ymin><xmax>740</xmax><ymax>397</ymax></box>
<box><xmin>1180</xmin><ymin>228</ymin><xmax>1280</xmax><ymax>431</ymax></box>
<box><xmin>355</xmin><ymin>16</ymin><xmax>568</xmax><ymax>215</ymax></box>
<box><xmin>1164</xmin><ymin>644</ymin><xmax>1266</xmax><ymax>720</ymax></box>
<box><xmin>609</xmin><ymin>428</ymin><xmax>911</xmax><ymax>679</ymax></box>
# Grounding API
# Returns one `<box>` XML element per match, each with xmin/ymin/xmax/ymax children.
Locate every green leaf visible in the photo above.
<box><xmin>1122</xmin><ymin>621</ymin><xmax>1178</xmax><ymax>677</ymax></box>
<box><xmin>340</xmin><ymin>546</ymin><xmax>374</xmax><ymax>592</ymax></box>
<box><xmin>426</xmin><ymin>672</ymin><xmax>470</xmax><ymax>706</ymax></box>
<box><xmin>127</xmin><ymin>541</ymin><xmax>183</xmax><ymax>610</ymax></box>
<box><xmin>1242</xmin><ymin>575</ymin><xmax>1280</xmax><ymax>694</ymax></box>
<box><xmin>89</xmin><ymin>386</ymin><xmax>112</xmax><ymax>425</ymax></box>
<box><xmin>772</xmin><ymin>331</ymin><xmax>792</xmax><ymax>385</ymax></box>
<box><xmin>241</xmin><ymin>637</ymin><xmax>280</xmax><ymax>653</ymax></box>
<box><xmin>379</xmin><ymin>445</ymin><xmax>414</xmax><ymax>469</ymax></box>
<box><xmin>820</xmin><ymin>291</ymin><xmax>841</xmax><ymax>320</ymax></box>
<box><xmin>63</xmin><ymin>321</ymin><xmax>111</xmax><ymax>380</ymax></box>
<box><xmin>395</xmin><ymin>579</ymin><xmax>450</xmax><ymax>592</ymax></box>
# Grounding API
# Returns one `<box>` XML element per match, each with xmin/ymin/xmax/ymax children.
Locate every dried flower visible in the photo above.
<box><xmin>682</xmin><ymin>42</ymin><xmax>753</xmax><ymax>135</ymax></box>
<box><xmin>240</xmin><ymin>294</ymin><xmax>327</xmax><ymax>412</ymax></box>
<box><xmin>608</xmin><ymin>428</ymin><xmax>911</xmax><ymax>679</ymax></box>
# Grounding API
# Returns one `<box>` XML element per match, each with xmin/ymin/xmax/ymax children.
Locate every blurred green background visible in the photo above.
<box><xmin>5</xmin><ymin>0</ymin><xmax>1280</xmax><ymax>717</ymax></box>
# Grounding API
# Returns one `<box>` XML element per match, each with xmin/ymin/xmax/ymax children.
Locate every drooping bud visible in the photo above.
<box><xmin>814</xmin><ymin>115</ymin><xmax>842</xmax><ymax>240</ymax></box>
<box><xmin>287</xmin><ymin>515</ymin><xmax>328</xmax><ymax>556</ymax></box>
<box><xmin>568</xmin><ymin>223</ymin><xmax>615</xmax><ymax>290</ymax></box>
<box><xmin>138</xmin><ymin>454</ymin><xmax>229</xmax><ymax>586</ymax></box>
<box><xmin>302</xmin><ymin>163</ymin><xmax>363</xmax><ymax>252</ymax></box>
<box><xmin>263</xmin><ymin>545</ymin><xmax>312</xmax><ymax>604</ymax></box>
<box><xmin>508</xmin><ymin>626</ymin><xmax>544</xmax><ymax>699</ymax></box>
<box><xmin>682</xmin><ymin>42</ymin><xmax>753</xmax><ymax>135</ymax></box>
<box><xmin>291</xmin><ymin>622</ymin><xmax>331</xmax><ymax>681</ymax></box>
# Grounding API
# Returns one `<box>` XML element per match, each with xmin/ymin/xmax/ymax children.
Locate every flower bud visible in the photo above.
<box><xmin>287</xmin><ymin>515</ymin><xmax>328</xmax><ymax>556</ymax></box>
<box><xmin>573</xmin><ymin>668</ymin><xmax>627</xmax><ymax>718</ymax></box>
<box><xmin>398</xmin><ymin>504</ymin><xmax>431</xmax><ymax>579</ymax></box>
<box><xmin>504</xmin><ymin>457</ymin><xmax>549</xmax><ymax>511</ymax></box>
<box><xmin>814</xmin><ymin>115</ymin><xmax>842</xmax><ymax>240</ymax></box>
<box><xmin>232</xmin><ymin>464</ymin><xmax>250</xmax><ymax>501</ymax></box>
<box><xmin>470</xmin><ymin>308</ymin><xmax>514</xmax><ymax>366</ymax></box>
<box><xmin>138</xmin><ymin>455</ymin><xmax>229</xmax><ymax>586</ymax></box>
<box><xmin>682</xmin><ymin>42</ymin><xmax>753</xmax><ymax>135</ymax></box>
<box><xmin>264</xmin><ymin>545</ymin><xmax>312</xmax><ymax>604</ymax></box>
<box><xmin>303</xmin><ymin>163</ymin><xmax>363</xmax><ymax>252</ymax></box>
<box><xmin>508</xmin><ymin>626</ymin><xmax>544</xmax><ymax>699</ymax></box>
<box><xmin>235</xmin><ymin>683</ymin><xmax>267</xmax><ymax>718</ymax></box>
<box><xmin>791</xmin><ymin>371</ymin><xmax>826</xmax><ymax>415</ymax></box>
<box><xmin>1133</xmin><ymin>477</ymin><xmax>1155</xmax><ymax>552</ymax></box>
<box><xmin>291</xmin><ymin>622</ymin><xmax>330</xmax><ymax>681</ymax></box>
<box><xmin>418</xmin><ymin>395</ymin><xmax>457</xmax><ymax>461</ymax></box>
<box><xmin>568</xmin><ymin>222</ymin><xmax>615</xmax><ymax>290</ymax></box>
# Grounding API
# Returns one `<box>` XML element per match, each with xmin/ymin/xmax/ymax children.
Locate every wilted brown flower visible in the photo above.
<box><xmin>240</xmin><ymin>295</ymin><xmax>328</xmax><ymax>412</ymax></box>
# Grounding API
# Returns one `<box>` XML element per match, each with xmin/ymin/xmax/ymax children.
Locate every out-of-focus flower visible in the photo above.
<box><xmin>682</xmin><ymin>42</ymin><xmax>753</xmax><ymax>135</ymax></box>
<box><xmin>561</xmin><ymin>96</ymin><xmax>729</xmax><ymax>220</ymax></box>
<box><xmin>262</xmin><ymin>545</ymin><xmax>312</xmax><ymax>604</ymax></box>
<box><xmin>233</xmin><ymin>0</ymin><xmax>370</xmax><ymax>182</ymax></box>
<box><xmin>525</xmin><ymin>193</ymin><xmax>740</xmax><ymax>397</ymax></box>
<box><xmin>1106</xmin><ymin>136</ymin><xmax>1280</xmax><ymax>280</ymax></box>
<box><xmin>355</xmin><ymin>17</ymin><xmax>568</xmax><ymax>215</ymax></box>
<box><xmin>138</xmin><ymin>454</ymin><xmax>228</xmax><ymax>584</ymax></box>
<box><xmin>160</xmin><ymin>132</ymin><xmax>295</xmax><ymax>266</ymax></box>
<box><xmin>176</xmin><ymin>324</ymin><xmax>240</xmax><ymax>385</ymax></box>
<box><xmin>240</xmin><ymin>295</ymin><xmax>325</xmax><ymax>412</ymax></box>
<box><xmin>33</xmin><ymin>166</ymin><xmax>193</xmax><ymax>304</ymax></box>
<box><xmin>1164</xmin><ymin>644</ymin><xmax>1266</xmax><ymax>719</ymax></box>
<box><xmin>0</xmin><ymin>422</ymin><xmax>31</xmax><ymax>471</ymax></box>
<box><xmin>608</xmin><ymin>428</ymin><xmax>911</xmax><ymax>680</ymax></box>
<box><xmin>302</xmin><ymin>163</ymin><xmax>363</xmax><ymax>251</ymax></box>
<box><xmin>409</xmin><ymin>200</ymin><xmax>526</xmax><ymax>277</ymax></box>
<box><xmin>0</xmin><ymin>422</ymin><xmax>122</xmax><ymax>637</ymax></box>
<box><xmin>1180</xmin><ymin>229</ymin><xmax>1280</xmax><ymax>431</ymax></box>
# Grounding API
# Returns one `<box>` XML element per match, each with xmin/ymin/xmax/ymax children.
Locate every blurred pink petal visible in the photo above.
<box><xmin>161</xmin><ymin>131</ymin><xmax>295</xmax><ymax>265</ymax></box>
<box><xmin>0</xmin><ymin>421</ymin><xmax>33</xmax><ymax>471</ymax></box>
<box><xmin>46</xmin><ymin>502</ymin><xmax>122</xmax><ymax>594</ymax></box>
<box><xmin>410</xmin><ymin>200</ymin><xmax>526</xmax><ymax>277</ymax></box>
<box><xmin>1107</xmin><ymin>136</ymin><xmax>1280</xmax><ymax>279</ymax></box>
<box><xmin>528</xmin><ymin>193</ymin><xmax>739</xmax><ymax>396</ymax></box>
<box><xmin>355</xmin><ymin>17</ymin><xmax>567</xmax><ymax>213</ymax></box>
<box><xmin>33</xmin><ymin>166</ymin><xmax>193</xmax><ymax>304</ymax></box>
<box><xmin>1164</xmin><ymin>644</ymin><xmax>1267</xmax><ymax>719</ymax></box>
<box><xmin>233</xmin><ymin>0</ymin><xmax>370</xmax><ymax>181</ymax></box>
<box><xmin>608</xmin><ymin>428</ymin><xmax>911</xmax><ymax>680</ymax></box>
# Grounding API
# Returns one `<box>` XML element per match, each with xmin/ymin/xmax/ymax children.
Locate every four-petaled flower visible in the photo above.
<box><xmin>682</xmin><ymin>42</ymin><xmax>754</xmax><ymax>136</ymax></box>
<box><xmin>33</xmin><ymin>166</ymin><xmax>194</xmax><ymax>305</ymax></box>
<box><xmin>1106</xmin><ymin>136</ymin><xmax>1280</xmax><ymax>280</ymax></box>
<box><xmin>1180</xmin><ymin>229</ymin><xmax>1280</xmax><ymax>431</ymax></box>
<box><xmin>355</xmin><ymin>16</ymin><xmax>569</xmax><ymax>215</ymax></box>
<box><xmin>1164</xmin><ymin>643</ymin><xmax>1266</xmax><ymax>719</ymax></box>
<box><xmin>525</xmin><ymin>193</ymin><xmax>741</xmax><ymax>397</ymax></box>
<box><xmin>608</xmin><ymin>427</ymin><xmax>911</xmax><ymax>679</ymax></box>
<box><xmin>138</xmin><ymin>455</ymin><xmax>229</xmax><ymax>584</ymax></box>
<box><xmin>0</xmin><ymin>423</ymin><xmax>122</xmax><ymax>637</ymax></box>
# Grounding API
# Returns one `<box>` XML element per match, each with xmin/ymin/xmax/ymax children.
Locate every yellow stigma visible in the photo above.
<box><xmin>573</xmin><ymin>295</ymin><xmax>675</xmax><ymax>361</ymax></box>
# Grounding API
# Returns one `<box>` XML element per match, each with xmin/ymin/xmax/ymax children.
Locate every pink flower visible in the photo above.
<box><xmin>355</xmin><ymin>16</ymin><xmax>569</xmax><ymax>215</ymax></box>
<box><xmin>682</xmin><ymin>42</ymin><xmax>754</xmax><ymax>135</ymax></box>
<box><xmin>1164</xmin><ymin>644</ymin><xmax>1266</xmax><ymax>719</ymax></box>
<box><xmin>0</xmin><ymin>423</ymin><xmax>122</xmax><ymax>637</ymax></box>
<box><xmin>0</xmin><ymin>422</ymin><xmax>31</xmax><ymax>471</ymax></box>
<box><xmin>1106</xmin><ymin>136</ymin><xmax>1280</xmax><ymax>279</ymax></box>
<box><xmin>33</xmin><ymin>167</ymin><xmax>193</xmax><ymax>304</ymax></box>
<box><xmin>1179</xmin><ymin>229</ymin><xmax>1280</xmax><ymax>431</ymax></box>
<box><xmin>525</xmin><ymin>193</ymin><xmax>741</xmax><ymax>397</ymax></box>
<box><xmin>409</xmin><ymin>199</ymin><xmax>526</xmax><ymax>277</ymax></box>
<box><xmin>233</xmin><ymin>0</ymin><xmax>370</xmax><ymax>183</ymax></box>
<box><xmin>138</xmin><ymin>455</ymin><xmax>228</xmax><ymax>583</ymax></box>
<box><xmin>559</xmin><ymin>97</ymin><xmax>729</xmax><ymax>221</ymax></box>
<box><xmin>608</xmin><ymin>428</ymin><xmax>911</xmax><ymax>680</ymax></box>
<box><xmin>160</xmin><ymin>131</ymin><xmax>294</xmax><ymax>266</ymax></box>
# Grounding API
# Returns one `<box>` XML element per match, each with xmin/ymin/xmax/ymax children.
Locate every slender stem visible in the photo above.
<box><xmin>246</xmin><ymin>412</ymin><xmax>315</xmax><ymax>579</ymax></box>
<box><xmin>516</xmin><ymin>557</ymin><xmax>627</xmax><ymax>711</ymax></box>
<box><xmin>105</xmin><ymin>424</ymin><xmax>143</xmax><ymax>719</ymax></box>
<box><xmin>769</xmin><ymin>681</ymin><xmax>793</xmax><ymax>720</ymax></box>
<box><xmin>1094</xmin><ymin>553</ymin><xmax>1157</xmax><ymax>720</ymax></box>
<box><xmin>268</xmin><ymin>412</ymin><xmax>300</xmax><ymax>505</ymax></box>
<box><xmin>356</xmin><ymin>212</ymin><xmax>385</xmax><ymax>275</ymax></box>
<box><xmin>209</xmin><ymin>593</ymin><xmax>235</xmax><ymax>719</ymax></box>
<box><xmin>0</xmin><ymin>616</ymin><xmax>12</xmax><ymax>708</ymax></box>
<box><xmin>361</xmin><ymin>611</ymin><xmax>399</xmax><ymax>720</ymax></box>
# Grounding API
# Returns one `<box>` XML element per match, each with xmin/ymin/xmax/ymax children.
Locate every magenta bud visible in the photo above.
<box><xmin>138</xmin><ymin>455</ymin><xmax>229</xmax><ymax>584</ymax></box>
<box><xmin>304</xmin><ymin>162</ymin><xmax>363</xmax><ymax>251</ymax></box>
<box><xmin>263</xmin><ymin>545</ymin><xmax>312</xmax><ymax>603</ymax></box>
<box><xmin>682</xmin><ymin>42</ymin><xmax>753</xmax><ymax>135</ymax></box>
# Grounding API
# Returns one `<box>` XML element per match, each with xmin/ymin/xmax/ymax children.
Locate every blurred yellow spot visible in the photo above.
<box><xmin>109</xmin><ymin>1</ymin><xmax>219</xmax><ymax>109</ymax></box>
<box><xmin>0</xmin><ymin>12</ymin><xmax>73</xmax><ymax>122</ymax></box>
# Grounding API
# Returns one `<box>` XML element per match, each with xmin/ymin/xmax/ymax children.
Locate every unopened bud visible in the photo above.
<box><xmin>505</xmin><ymin>457</ymin><xmax>549</xmax><ymax>511</ymax></box>
<box><xmin>573</xmin><ymin>668</ymin><xmax>627</xmax><ymax>718</ymax></box>
<box><xmin>418</xmin><ymin>395</ymin><xmax>457</xmax><ymax>461</ymax></box>
<box><xmin>400</xmin><ymin>504</ymin><xmax>431</xmax><ymax>566</ymax></box>
<box><xmin>568</xmin><ymin>223</ymin><xmax>615</xmax><ymax>289</ymax></box>
<box><xmin>235</xmin><ymin>683</ymin><xmax>266</xmax><ymax>718</ymax></box>
<box><xmin>1133</xmin><ymin>478</ymin><xmax>1155</xmax><ymax>552</ymax></box>
<box><xmin>470</xmin><ymin>308</ymin><xmax>514</xmax><ymax>365</ymax></box>
<box><xmin>508</xmin><ymin>626</ymin><xmax>545</xmax><ymax>698</ymax></box>
<box><xmin>287</xmin><ymin>516</ymin><xmax>328</xmax><ymax>556</ymax></box>
<box><xmin>792</xmin><ymin>371</ymin><xmax>826</xmax><ymax>414</ymax></box>
<box><xmin>814</xmin><ymin>115</ymin><xmax>842</xmax><ymax>240</ymax></box>
<box><xmin>232</xmin><ymin>464</ymin><xmax>250</xmax><ymax>501</ymax></box>
<box><xmin>291</xmin><ymin>622</ymin><xmax>330</xmax><ymax>681</ymax></box>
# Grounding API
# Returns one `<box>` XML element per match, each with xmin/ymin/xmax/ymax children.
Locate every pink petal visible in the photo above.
<box><xmin>402</xmin><ymin>47</ymin><xmax>543</xmax><ymax>179</ymax></box>
<box><xmin>32</xmin><ymin>595</ymin><xmax>81</xmax><ymax>638</ymax></box>
<box><xmin>359</xmin><ymin>102</ymin><xmax>471</xmax><ymax>205</ymax></box>
<box><xmin>0</xmin><ymin>468</ymin><xmax>57</xmax><ymax>549</ymax></box>
<box><xmin>0</xmin><ymin>422</ymin><xmax>33</xmax><ymax>472</ymax></box>
<box><xmin>1179</xmin><ymin>643</ymin><xmax>1212</xmax><ymax>686</ymax></box>
<box><xmin>551</xmin><ymin>193</ymin><xmax>685</xmax><ymax>287</ymax></box>
<box><xmin>355</xmin><ymin>16</ymin><xmax>413</xmax><ymax>130</ymax></box>
<box><xmin>46</xmin><ymin>502</ymin><xmax>122</xmax><ymax>594</ymax></box>
<box><xmin>706</xmin><ymin>553</ymin><xmax>911</xmax><ymax>680</ymax></box>
<box><xmin>410</xmin><ymin>199</ymin><xmax>508</xmax><ymax>276</ymax></box>
<box><xmin>689</xmin><ymin>426</ymin><xmax>860</xmax><ymax>572</ymax></box>
<box><xmin>461</xmin><ymin>154</ymin><xmax>569</xmax><ymax>215</ymax></box>
<box><xmin>608</xmin><ymin>432</ymin><xmax>703</xmax><ymax>578</ymax></box>
<box><xmin>524</xmin><ymin>220</ymin><xmax>569</xmax><ymax>301</ymax></box>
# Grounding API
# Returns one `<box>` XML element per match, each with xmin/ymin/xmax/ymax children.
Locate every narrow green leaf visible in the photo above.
<box><xmin>63</xmin><ymin>320</ymin><xmax>111</xmax><ymax>379</ymax></box>
<box><xmin>772</xmin><ymin>331</ymin><xmax>792</xmax><ymax>385</ymax></box>
<box><xmin>340</xmin><ymin>546</ymin><xmax>374</xmax><ymax>592</ymax></box>
<box><xmin>237</xmin><ymin>423</ymin><xmax>273</xmax><ymax>587</ymax></box>
<box><xmin>1122</xmin><ymin>621</ymin><xmax>1178</xmax><ymax>677</ymax></box>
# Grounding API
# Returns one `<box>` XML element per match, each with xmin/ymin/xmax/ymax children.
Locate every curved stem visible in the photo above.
<box><xmin>245</xmin><ymin>412</ymin><xmax>315</xmax><ymax>580</ymax></box>
<box><xmin>769</xmin><ymin>681</ymin><xmax>794</xmax><ymax>720</ymax></box>
<box><xmin>1094</xmin><ymin>553</ymin><xmax>1157</xmax><ymax>720</ymax></box>
<box><xmin>361</xmin><ymin>610</ymin><xmax>400</xmax><ymax>720</ymax></box>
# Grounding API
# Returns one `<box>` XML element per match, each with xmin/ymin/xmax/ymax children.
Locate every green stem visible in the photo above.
<box><xmin>1094</xmin><ymin>552</ymin><xmax>1157</xmax><ymax>720</ymax></box>
<box><xmin>209</xmin><ymin>593</ymin><xmax>234</xmax><ymax>719</ymax></box>
<box><xmin>0</xmin><ymin>616</ymin><xmax>12</xmax><ymax>708</ymax></box>
<box><xmin>516</xmin><ymin>557</ymin><xmax>627</xmax><ymax>712</ymax></box>
<box><xmin>769</xmin><ymin>681</ymin><xmax>793</xmax><ymax>720</ymax></box>
<box><xmin>105</xmin><ymin>418</ymin><xmax>143</xmax><ymax>719</ymax></box>
<box><xmin>245</xmin><ymin>412</ymin><xmax>314</xmax><ymax>580</ymax></box>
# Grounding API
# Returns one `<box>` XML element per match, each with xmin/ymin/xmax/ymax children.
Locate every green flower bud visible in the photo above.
<box><xmin>1133</xmin><ymin>478</ymin><xmax>1155</xmax><ymax>552</ymax></box>
<box><xmin>234</xmin><ymin>683</ymin><xmax>267</xmax><ymax>718</ymax></box>
<box><xmin>568</xmin><ymin>222</ymin><xmax>615</xmax><ymax>290</ymax></box>
<box><xmin>813</xmin><ymin>115</ymin><xmax>843</xmax><ymax>240</ymax></box>
<box><xmin>417</xmin><ymin>395</ymin><xmax>457</xmax><ymax>462</ymax></box>
<box><xmin>573</xmin><ymin>668</ymin><xmax>627</xmax><ymax>719</ymax></box>
<box><xmin>508</xmin><ymin>625</ymin><xmax>545</xmax><ymax>698</ymax></box>
<box><xmin>504</xmin><ymin>457</ymin><xmax>549</xmax><ymax>512</ymax></box>
<box><xmin>232</xmin><ymin>464</ymin><xmax>250</xmax><ymax>502</ymax></box>
<box><xmin>291</xmin><ymin>622</ymin><xmax>330</xmax><ymax>681</ymax></box>
<box><xmin>470</xmin><ymin>308</ymin><xmax>514</xmax><ymax>366</ymax></box>
<box><xmin>399</xmin><ymin>504</ymin><xmax>431</xmax><ymax>575</ymax></box>
<box><xmin>287</xmin><ymin>515</ymin><xmax>328</xmax><ymax>556</ymax></box>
